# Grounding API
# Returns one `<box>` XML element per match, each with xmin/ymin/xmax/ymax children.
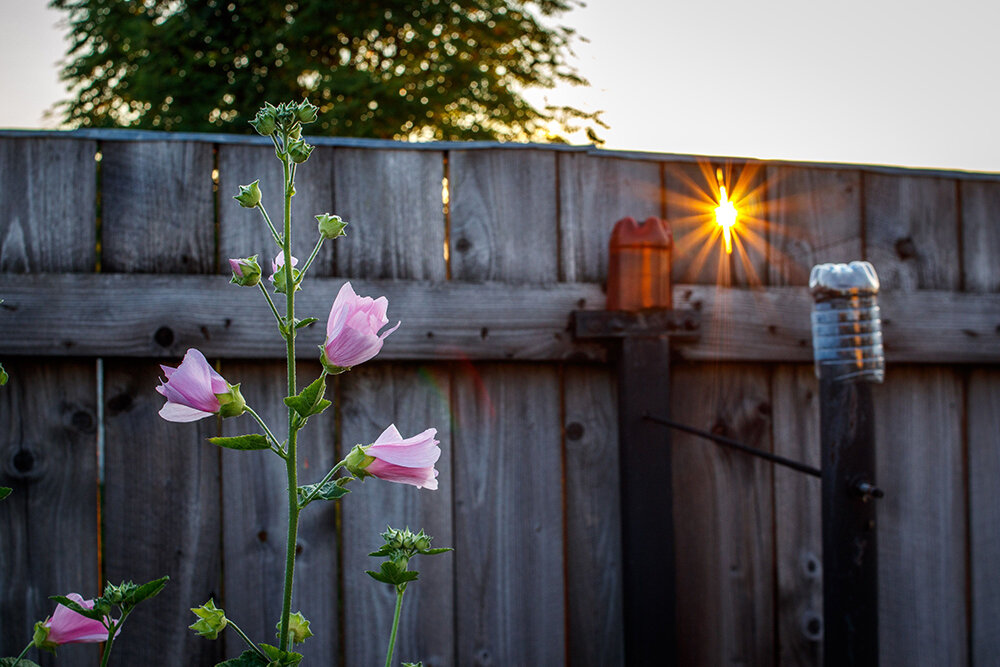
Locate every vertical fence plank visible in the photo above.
<box><xmin>771</xmin><ymin>364</ymin><xmax>823</xmax><ymax>666</ymax></box>
<box><xmin>766</xmin><ymin>167</ymin><xmax>862</xmax><ymax>286</ymax></box>
<box><xmin>452</xmin><ymin>364</ymin><xmax>565</xmax><ymax>664</ymax></box>
<box><xmin>333</xmin><ymin>149</ymin><xmax>446</xmax><ymax>280</ymax></box>
<box><xmin>864</xmin><ymin>173</ymin><xmax>960</xmax><ymax>290</ymax></box>
<box><xmin>670</xmin><ymin>362</ymin><xmax>775</xmax><ymax>666</ymax></box>
<box><xmin>100</xmin><ymin>140</ymin><xmax>222</xmax><ymax>665</ymax></box>
<box><xmin>340</xmin><ymin>364</ymin><xmax>454</xmax><ymax>666</ymax></box>
<box><xmin>0</xmin><ymin>136</ymin><xmax>98</xmax><ymax>667</ymax></box>
<box><xmin>557</xmin><ymin>154</ymin><xmax>661</xmax><ymax>283</ymax></box>
<box><xmin>218</xmin><ymin>144</ymin><xmax>335</xmax><ymax>275</ymax></box>
<box><xmin>218</xmin><ymin>361</ymin><xmax>339</xmax><ymax>664</ymax></box>
<box><xmin>564</xmin><ymin>365</ymin><xmax>624</xmax><ymax>666</ymax></box>
<box><xmin>665</xmin><ymin>160</ymin><xmax>768</xmax><ymax>287</ymax></box>
<box><xmin>961</xmin><ymin>180</ymin><xmax>1000</xmax><ymax>293</ymax></box>
<box><xmin>874</xmin><ymin>366</ymin><xmax>966</xmax><ymax>665</ymax></box>
<box><xmin>449</xmin><ymin>149</ymin><xmax>558</xmax><ymax>283</ymax></box>
<box><xmin>969</xmin><ymin>369</ymin><xmax>1000</xmax><ymax>662</ymax></box>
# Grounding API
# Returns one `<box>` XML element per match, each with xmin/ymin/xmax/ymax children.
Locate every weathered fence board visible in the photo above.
<box><xmin>670</xmin><ymin>362</ymin><xmax>775</xmax><ymax>666</ymax></box>
<box><xmin>771</xmin><ymin>364</ymin><xmax>823</xmax><ymax>667</ymax></box>
<box><xmin>452</xmin><ymin>363</ymin><xmax>566</xmax><ymax>665</ymax></box>
<box><xmin>969</xmin><ymin>368</ymin><xmax>1000</xmax><ymax>664</ymax></box>
<box><xmin>0</xmin><ymin>136</ymin><xmax>99</xmax><ymax>667</ymax></box>
<box><xmin>563</xmin><ymin>364</ymin><xmax>624</xmax><ymax>666</ymax></box>
<box><xmin>961</xmin><ymin>179</ymin><xmax>1000</xmax><ymax>293</ymax></box>
<box><xmin>340</xmin><ymin>363</ymin><xmax>455</xmax><ymax>667</ymax></box>
<box><xmin>875</xmin><ymin>367</ymin><xmax>967</xmax><ymax>665</ymax></box>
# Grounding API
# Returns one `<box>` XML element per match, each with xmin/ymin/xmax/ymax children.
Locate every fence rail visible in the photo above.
<box><xmin>1</xmin><ymin>131</ymin><xmax>998</xmax><ymax>666</ymax></box>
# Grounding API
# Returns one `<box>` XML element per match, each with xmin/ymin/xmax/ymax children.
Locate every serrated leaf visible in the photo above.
<box><xmin>1</xmin><ymin>658</ymin><xmax>42</xmax><ymax>667</ymax></box>
<box><xmin>419</xmin><ymin>547</ymin><xmax>454</xmax><ymax>556</ymax></box>
<box><xmin>0</xmin><ymin>487</ymin><xmax>11</xmax><ymax>500</ymax></box>
<box><xmin>365</xmin><ymin>569</ymin><xmax>393</xmax><ymax>585</ymax></box>
<box><xmin>214</xmin><ymin>650</ymin><xmax>267</xmax><ymax>666</ymax></box>
<box><xmin>48</xmin><ymin>596</ymin><xmax>105</xmax><ymax>622</ymax></box>
<box><xmin>209</xmin><ymin>434</ymin><xmax>270</xmax><ymax>451</ymax></box>
<box><xmin>368</xmin><ymin>545</ymin><xmax>394</xmax><ymax>558</ymax></box>
<box><xmin>283</xmin><ymin>376</ymin><xmax>330</xmax><ymax>419</ymax></box>
<box><xmin>296</xmin><ymin>481</ymin><xmax>349</xmax><ymax>507</ymax></box>
<box><xmin>129</xmin><ymin>575</ymin><xmax>169</xmax><ymax>605</ymax></box>
<box><xmin>259</xmin><ymin>643</ymin><xmax>303</xmax><ymax>666</ymax></box>
<box><xmin>294</xmin><ymin>317</ymin><xmax>318</xmax><ymax>329</ymax></box>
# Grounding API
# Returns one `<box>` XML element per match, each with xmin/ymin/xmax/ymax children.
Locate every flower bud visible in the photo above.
<box><xmin>287</xmin><ymin>139</ymin><xmax>314</xmax><ymax>164</ymax></box>
<box><xmin>250</xmin><ymin>108</ymin><xmax>276</xmax><ymax>136</ymax></box>
<box><xmin>296</xmin><ymin>100</ymin><xmax>319</xmax><ymax>124</ymax></box>
<box><xmin>233</xmin><ymin>180</ymin><xmax>261</xmax><ymax>208</ymax></box>
<box><xmin>216</xmin><ymin>383</ymin><xmax>246</xmax><ymax>419</ymax></box>
<box><xmin>277</xmin><ymin>611</ymin><xmax>314</xmax><ymax>645</ymax></box>
<box><xmin>344</xmin><ymin>444</ymin><xmax>376</xmax><ymax>479</ymax></box>
<box><xmin>276</xmin><ymin>103</ymin><xmax>296</xmax><ymax>128</ymax></box>
<box><xmin>189</xmin><ymin>599</ymin><xmax>227</xmax><ymax>640</ymax></box>
<box><xmin>229</xmin><ymin>255</ymin><xmax>262</xmax><ymax>287</ymax></box>
<box><xmin>316</xmin><ymin>213</ymin><xmax>347</xmax><ymax>240</ymax></box>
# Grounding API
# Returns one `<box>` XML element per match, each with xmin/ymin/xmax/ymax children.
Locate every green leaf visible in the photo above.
<box><xmin>0</xmin><ymin>487</ymin><xmax>11</xmax><ymax>501</ymax></box>
<box><xmin>365</xmin><ymin>569</ymin><xmax>393</xmax><ymax>585</ymax></box>
<box><xmin>48</xmin><ymin>596</ymin><xmax>106</xmax><ymax>622</ymax></box>
<box><xmin>1</xmin><ymin>658</ymin><xmax>42</xmax><ymax>667</ymax></box>
<box><xmin>296</xmin><ymin>480</ymin><xmax>349</xmax><ymax>507</ymax></box>
<box><xmin>283</xmin><ymin>376</ymin><xmax>331</xmax><ymax>419</ymax></box>
<box><xmin>293</xmin><ymin>317</ymin><xmax>318</xmax><ymax>329</ymax></box>
<box><xmin>208</xmin><ymin>434</ymin><xmax>271</xmax><ymax>451</ymax></box>
<box><xmin>259</xmin><ymin>643</ymin><xmax>303</xmax><ymax>666</ymax></box>
<box><xmin>419</xmin><ymin>547</ymin><xmax>454</xmax><ymax>556</ymax></box>
<box><xmin>214</xmin><ymin>650</ymin><xmax>267</xmax><ymax>666</ymax></box>
<box><xmin>0</xmin><ymin>363</ymin><xmax>7</xmax><ymax>386</ymax></box>
<box><xmin>128</xmin><ymin>575</ymin><xmax>169</xmax><ymax>605</ymax></box>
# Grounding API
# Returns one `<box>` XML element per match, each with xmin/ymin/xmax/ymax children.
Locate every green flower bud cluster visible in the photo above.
<box><xmin>366</xmin><ymin>526</ymin><xmax>452</xmax><ymax>591</ymax></box>
<box><xmin>250</xmin><ymin>100</ymin><xmax>318</xmax><ymax>137</ymax></box>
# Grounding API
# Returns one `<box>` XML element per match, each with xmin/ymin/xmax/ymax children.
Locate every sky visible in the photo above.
<box><xmin>3</xmin><ymin>0</ymin><xmax>999</xmax><ymax>173</ymax></box>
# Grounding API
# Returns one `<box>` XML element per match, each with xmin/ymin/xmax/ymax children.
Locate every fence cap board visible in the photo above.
<box><xmin>2</xmin><ymin>129</ymin><xmax>999</xmax><ymax>181</ymax></box>
<box><xmin>0</xmin><ymin>274</ymin><xmax>996</xmax><ymax>364</ymax></box>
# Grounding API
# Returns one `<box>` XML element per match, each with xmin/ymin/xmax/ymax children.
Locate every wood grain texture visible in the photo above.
<box><xmin>0</xmin><ymin>361</ymin><xmax>98</xmax><ymax>667</ymax></box>
<box><xmin>771</xmin><ymin>364</ymin><xmax>822</xmax><ymax>667</ymax></box>
<box><xmin>339</xmin><ymin>363</ymin><xmax>454</xmax><ymax>667</ymax></box>
<box><xmin>0</xmin><ymin>137</ymin><xmax>96</xmax><ymax>273</ymax></box>
<box><xmin>961</xmin><ymin>179</ymin><xmax>1000</xmax><ymax>293</ymax></box>
<box><xmin>864</xmin><ymin>173</ymin><xmax>960</xmax><ymax>290</ymax></box>
<box><xmin>5</xmin><ymin>275</ymin><xmax>1000</xmax><ymax>364</ymax></box>
<box><xmin>968</xmin><ymin>368</ymin><xmax>1000</xmax><ymax>664</ymax></box>
<box><xmin>452</xmin><ymin>363</ymin><xmax>565</xmax><ymax>665</ymax></box>
<box><xmin>873</xmin><ymin>366</ymin><xmax>966</xmax><ymax>665</ymax></box>
<box><xmin>670</xmin><ymin>362</ymin><xmax>775</xmax><ymax>666</ymax></box>
<box><xmin>563</xmin><ymin>364</ymin><xmax>624</xmax><ymax>666</ymax></box>
<box><xmin>557</xmin><ymin>153</ymin><xmax>661</xmax><ymax>283</ymax></box>
<box><xmin>101</xmin><ymin>141</ymin><xmax>215</xmax><ymax>273</ymax></box>
<box><xmin>218</xmin><ymin>144</ymin><xmax>336</xmax><ymax>277</ymax></box>
<box><xmin>332</xmin><ymin>148</ymin><xmax>446</xmax><ymax>280</ymax></box>
<box><xmin>101</xmin><ymin>361</ymin><xmax>222</xmax><ymax>666</ymax></box>
<box><xmin>766</xmin><ymin>167</ymin><xmax>862</xmax><ymax>286</ymax></box>
<box><xmin>666</xmin><ymin>160</ymin><xmax>768</xmax><ymax>287</ymax></box>
<box><xmin>219</xmin><ymin>361</ymin><xmax>339</xmax><ymax>664</ymax></box>
<box><xmin>449</xmin><ymin>149</ymin><xmax>558</xmax><ymax>283</ymax></box>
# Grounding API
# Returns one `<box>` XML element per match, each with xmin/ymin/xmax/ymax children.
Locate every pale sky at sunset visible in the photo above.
<box><xmin>3</xmin><ymin>0</ymin><xmax>998</xmax><ymax>173</ymax></box>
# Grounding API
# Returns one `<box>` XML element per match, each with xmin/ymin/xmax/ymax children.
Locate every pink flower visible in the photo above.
<box><xmin>156</xmin><ymin>349</ymin><xmax>243</xmax><ymax>422</ymax></box>
<box><xmin>269</xmin><ymin>252</ymin><xmax>298</xmax><ymax>281</ymax></box>
<box><xmin>321</xmin><ymin>282</ymin><xmax>400</xmax><ymax>372</ymax></box>
<box><xmin>348</xmin><ymin>424</ymin><xmax>440</xmax><ymax>490</ymax></box>
<box><xmin>39</xmin><ymin>594</ymin><xmax>111</xmax><ymax>646</ymax></box>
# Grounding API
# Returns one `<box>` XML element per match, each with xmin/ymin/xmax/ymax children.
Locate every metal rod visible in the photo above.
<box><xmin>643</xmin><ymin>413</ymin><xmax>822</xmax><ymax>478</ymax></box>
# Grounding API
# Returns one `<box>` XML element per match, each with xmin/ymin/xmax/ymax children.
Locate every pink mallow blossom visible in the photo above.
<box><xmin>269</xmin><ymin>252</ymin><xmax>298</xmax><ymax>281</ymax></box>
<box><xmin>156</xmin><ymin>349</ymin><xmax>240</xmax><ymax>422</ymax></box>
<box><xmin>360</xmin><ymin>424</ymin><xmax>440</xmax><ymax>490</ymax></box>
<box><xmin>39</xmin><ymin>594</ymin><xmax>112</xmax><ymax>646</ymax></box>
<box><xmin>321</xmin><ymin>282</ymin><xmax>400</xmax><ymax>372</ymax></box>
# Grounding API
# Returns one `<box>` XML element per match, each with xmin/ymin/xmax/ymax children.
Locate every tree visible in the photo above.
<box><xmin>50</xmin><ymin>0</ymin><xmax>604</xmax><ymax>142</ymax></box>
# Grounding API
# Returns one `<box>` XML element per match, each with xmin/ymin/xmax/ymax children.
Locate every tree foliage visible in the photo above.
<box><xmin>50</xmin><ymin>0</ymin><xmax>603</xmax><ymax>142</ymax></box>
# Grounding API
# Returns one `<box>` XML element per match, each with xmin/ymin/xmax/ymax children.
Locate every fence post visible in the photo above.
<box><xmin>810</xmin><ymin>261</ymin><xmax>885</xmax><ymax>666</ymax></box>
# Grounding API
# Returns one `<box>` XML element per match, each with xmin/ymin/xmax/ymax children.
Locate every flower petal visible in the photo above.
<box><xmin>366</xmin><ymin>460</ymin><xmax>439</xmax><ymax>489</ymax></box>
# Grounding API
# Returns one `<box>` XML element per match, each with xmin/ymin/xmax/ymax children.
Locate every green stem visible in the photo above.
<box><xmin>257</xmin><ymin>283</ymin><xmax>284</xmax><ymax>330</ymax></box>
<box><xmin>99</xmin><ymin>610</ymin><xmax>130</xmax><ymax>667</ymax></box>
<box><xmin>11</xmin><ymin>640</ymin><xmax>32</xmax><ymax>667</ymax></box>
<box><xmin>245</xmin><ymin>405</ymin><xmax>283</xmax><ymax>455</ymax></box>
<box><xmin>255</xmin><ymin>203</ymin><xmax>283</xmax><ymax>246</ymax></box>
<box><xmin>384</xmin><ymin>586</ymin><xmax>406</xmax><ymax>667</ymax></box>
<box><xmin>297</xmin><ymin>236</ymin><xmax>325</xmax><ymax>282</ymax></box>
<box><xmin>227</xmin><ymin>618</ymin><xmax>269</xmax><ymax>661</ymax></box>
<box><xmin>299</xmin><ymin>460</ymin><xmax>346</xmax><ymax>508</ymax></box>
<box><xmin>277</xmin><ymin>141</ymin><xmax>300</xmax><ymax>654</ymax></box>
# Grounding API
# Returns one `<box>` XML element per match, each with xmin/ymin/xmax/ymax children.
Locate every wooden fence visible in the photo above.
<box><xmin>0</xmin><ymin>130</ymin><xmax>998</xmax><ymax>666</ymax></box>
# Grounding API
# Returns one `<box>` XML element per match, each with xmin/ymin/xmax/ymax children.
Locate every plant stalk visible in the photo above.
<box><xmin>384</xmin><ymin>587</ymin><xmax>406</xmax><ymax>667</ymax></box>
<box><xmin>11</xmin><ymin>640</ymin><xmax>32</xmax><ymax>667</ymax></box>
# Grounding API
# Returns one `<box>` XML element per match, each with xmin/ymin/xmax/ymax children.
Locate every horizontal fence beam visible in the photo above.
<box><xmin>0</xmin><ymin>274</ymin><xmax>998</xmax><ymax>363</ymax></box>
